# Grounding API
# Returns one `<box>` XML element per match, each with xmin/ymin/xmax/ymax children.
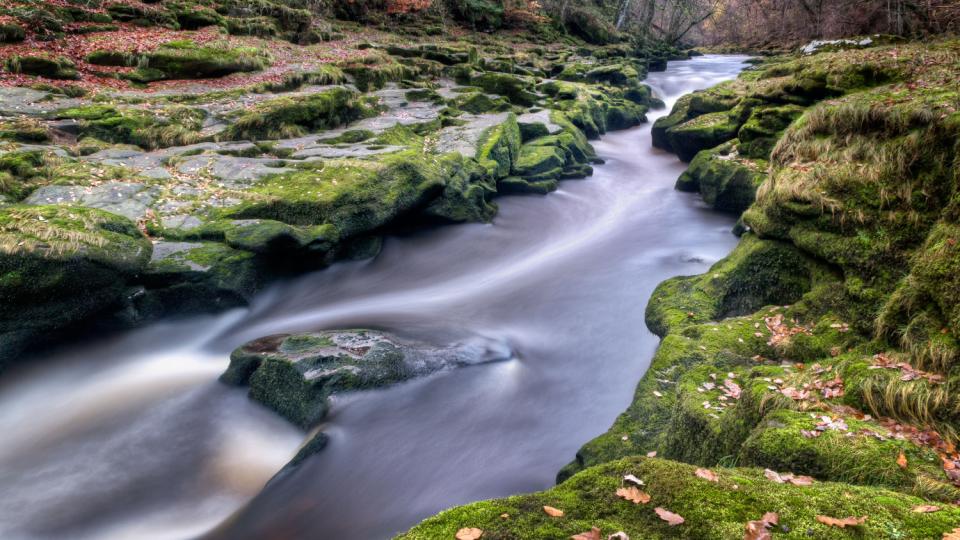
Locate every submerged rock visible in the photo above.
<box><xmin>222</xmin><ymin>330</ymin><xmax>512</xmax><ymax>427</ymax></box>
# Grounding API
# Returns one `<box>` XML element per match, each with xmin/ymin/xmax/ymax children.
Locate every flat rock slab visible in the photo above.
<box><xmin>24</xmin><ymin>182</ymin><xmax>159</xmax><ymax>220</ymax></box>
<box><xmin>222</xmin><ymin>329</ymin><xmax>513</xmax><ymax>427</ymax></box>
<box><xmin>433</xmin><ymin>112</ymin><xmax>511</xmax><ymax>158</ymax></box>
<box><xmin>173</xmin><ymin>154</ymin><xmax>293</xmax><ymax>184</ymax></box>
<box><xmin>83</xmin><ymin>148</ymin><xmax>170</xmax><ymax>179</ymax></box>
<box><xmin>517</xmin><ymin>109</ymin><xmax>563</xmax><ymax>135</ymax></box>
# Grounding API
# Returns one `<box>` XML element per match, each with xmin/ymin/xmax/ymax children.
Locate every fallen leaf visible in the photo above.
<box><xmin>816</xmin><ymin>515</ymin><xmax>866</xmax><ymax>528</ymax></box>
<box><xmin>570</xmin><ymin>527</ymin><xmax>600</xmax><ymax>540</ymax></box>
<box><xmin>456</xmin><ymin>527</ymin><xmax>483</xmax><ymax>540</ymax></box>
<box><xmin>616</xmin><ymin>486</ymin><xmax>651</xmax><ymax>504</ymax></box>
<box><xmin>646</xmin><ymin>451</ymin><xmax>657</xmax><ymax>458</ymax></box>
<box><xmin>912</xmin><ymin>505</ymin><xmax>939</xmax><ymax>513</ymax></box>
<box><xmin>897</xmin><ymin>451</ymin><xmax>908</xmax><ymax>469</ymax></box>
<box><xmin>695</xmin><ymin>468</ymin><xmax>719</xmax><ymax>482</ymax></box>
<box><xmin>499</xmin><ymin>513</ymin><xmax>509</xmax><ymax>519</ymax></box>
<box><xmin>743</xmin><ymin>521</ymin><xmax>771</xmax><ymax>540</ymax></box>
<box><xmin>944</xmin><ymin>527</ymin><xmax>960</xmax><ymax>540</ymax></box>
<box><xmin>607</xmin><ymin>533</ymin><xmax>629</xmax><ymax>540</ymax></box>
<box><xmin>654</xmin><ymin>507</ymin><xmax>685</xmax><ymax>526</ymax></box>
<box><xmin>543</xmin><ymin>506</ymin><xmax>564</xmax><ymax>517</ymax></box>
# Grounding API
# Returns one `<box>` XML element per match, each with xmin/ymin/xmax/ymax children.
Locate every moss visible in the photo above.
<box><xmin>665</xmin><ymin>111</ymin><xmax>742</xmax><ymax>163</ymax></box>
<box><xmin>222</xmin><ymin>87</ymin><xmax>368</xmax><ymax>141</ymax></box>
<box><xmin>0</xmin><ymin>204</ymin><xmax>151</xmax><ymax>367</ymax></box>
<box><xmin>57</xmin><ymin>104</ymin><xmax>203</xmax><ymax>149</ymax></box>
<box><xmin>737</xmin><ymin>104</ymin><xmax>804</xmax><ymax>160</ymax></box>
<box><xmin>403</xmin><ymin>457</ymin><xmax>960</xmax><ymax>539</ymax></box>
<box><xmin>676</xmin><ymin>140</ymin><xmax>767</xmax><ymax>214</ymax></box>
<box><xmin>472</xmin><ymin>72</ymin><xmax>538</xmax><ymax>107</ymax></box>
<box><xmin>0</xmin><ymin>23</ymin><xmax>25</xmax><ymax>43</ymax></box>
<box><xmin>645</xmin><ymin>235</ymin><xmax>826</xmax><ymax>337</ymax></box>
<box><xmin>5</xmin><ymin>55</ymin><xmax>78</xmax><ymax>80</ymax></box>
<box><xmin>476</xmin><ymin>114</ymin><xmax>522</xmax><ymax>180</ymax></box>
<box><xmin>339</xmin><ymin>56</ymin><xmax>408</xmax><ymax>92</ymax></box>
<box><xmin>124</xmin><ymin>40</ymin><xmax>268</xmax><ymax>82</ymax></box>
<box><xmin>452</xmin><ymin>92</ymin><xmax>512</xmax><ymax>114</ymax></box>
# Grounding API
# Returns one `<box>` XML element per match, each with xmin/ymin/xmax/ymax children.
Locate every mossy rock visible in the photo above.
<box><xmin>472</xmin><ymin>72</ymin><xmax>538</xmax><ymax>107</ymax></box>
<box><xmin>0</xmin><ymin>23</ymin><xmax>26</xmax><ymax>43</ymax></box>
<box><xmin>222</xmin><ymin>329</ymin><xmax>511</xmax><ymax>427</ymax></box>
<box><xmin>5</xmin><ymin>55</ymin><xmax>78</xmax><ymax>80</ymax></box>
<box><xmin>222</xmin><ymin>86</ymin><xmax>367</xmax><ymax>141</ymax></box>
<box><xmin>737</xmin><ymin>104</ymin><xmax>804</xmax><ymax>160</ymax></box>
<box><xmin>645</xmin><ymin>235</ymin><xmax>826</xmax><ymax>336</ymax></box>
<box><xmin>513</xmin><ymin>143</ymin><xmax>564</xmax><ymax>179</ymax></box>
<box><xmin>141</xmin><ymin>241</ymin><xmax>262</xmax><ymax>316</ymax></box>
<box><xmin>666</xmin><ymin>111</ymin><xmax>741</xmax><ymax>162</ymax></box>
<box><xmin>452</xmin><ymin>92</ymin><xmax>511</xmax><ymax>114</ymax></box>
<box><xmin>676</xmin><ymin>140</ymin><xmax>767</xmax><ymax>214</ymax></box>
<box><xmin>125</xmin><ymin>40</ymin><xmax>267</xmax><ymax>82</ymax></box>
<box><xmin>402</xmin><ymin>457</ymin><xmax>960</xmax><ymax>539</ymax></box>
<box><xmin>0</xmin><ymin>205</ymin><xmax>151</xmax><ymax>368</ymax></box>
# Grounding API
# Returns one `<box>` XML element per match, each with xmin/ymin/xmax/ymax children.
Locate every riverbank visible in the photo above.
<box><xmin>0</xmin><ymin>3</ymin><xmax>684</xmax><ymax>368</ymax></box>
<box><xmin>400</xmin><ymin>38</ymin><xmax>960</xmax><ymax>538</ymax></box>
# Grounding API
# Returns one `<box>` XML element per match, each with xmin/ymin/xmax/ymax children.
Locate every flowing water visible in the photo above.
<box><xmin>0</xmin><ymin>55</ymin><xmax>749</xmax><ymax>540</ymax></box>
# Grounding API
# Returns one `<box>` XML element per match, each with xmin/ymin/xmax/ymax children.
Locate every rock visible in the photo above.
<box><xmin>140</xmin><ymin>241</ymin><xmax>262</xmax><ymax>317</ymax></box>
<box><xmin>0</xmin><ymin>205</ymin><xmax>151</xmax><ymax>368</ymax></box>
<box><xmin>24</xmin><ymin>182</ymin><xmax>160</xmax><ymax>220</ymax></box>
<box><xmin>222</xmin><ymin>330</ymin><xmax>513</xmax><ymax>427</ymax></box>
<box><xmin>736</xmin><ymin>105</ymin><xmax>803</xmax><ymax>159</ymax></box>
<box><xmin>5</xmin><ymin>55</ymin><xmax>78</xmax><ymax>80</ymax></box>
<box><xmin>665</xmin><ymin>111</ymin><xmax>741</xmax><ymax>162</ymax></box>
<box><xmin>675</xmin><ymin>141</ymin><xmax>766</xmax><ymax>214</ymax></box>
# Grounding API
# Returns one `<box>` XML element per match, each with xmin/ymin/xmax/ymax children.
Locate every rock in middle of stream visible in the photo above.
<box><xmin>221</xmin><ymin>330</ymin><xmax>511</xmax><ymax>427</ymax></box>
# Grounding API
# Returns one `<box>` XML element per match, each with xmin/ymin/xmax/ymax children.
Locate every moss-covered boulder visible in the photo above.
<box><xmin>222</xmin><ymin>330</ymin><xmax>512</xmax><ymax>427</ymax></box>
<box><xmin>0</xmin><ymin>23</ymin><xmax>25</xmax><ymax>43</ymax></box>
<box><xmin>664</xmin><ymin>111</ymin><xmax>742</xmax><ymax>162</ymax></box>
<box><xmin>123</xmin><ymin>40</ymin><xmax>267</xmax><ymax>82</ymax></box>
<box><xmin>5</xmin><ymin>55</ymin><xmax>78</xmax><ymax>80</ymax></box>
<box><xmin>472</xmin><ymin>72</ymin><xmax>538</xmax><ymax>107</ymax></box>
<box><xmin>222</xmin><ymin>86</ymin><xmax>368</xmax><ymax>141</ymax></box>
<box><xmin>737</xmin><ymin>104</ymin><xmax>804</xmax><ymax>159</ymax></box>
<box><xmin>402</xmin><ymin>457</ymin><xmax>960</xmax><ymax>539</ymax></box>
<box><xmin>0</xmin><ymin>205</ymin><xmax>151</xmax><ymax>367</ymax></box>
<box><xmin>676</xmin><ymin>140</ymin><xmax>767</xmax><ymax>214</ymax></box>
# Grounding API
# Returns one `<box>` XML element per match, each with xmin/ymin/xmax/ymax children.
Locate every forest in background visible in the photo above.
<box><xmin>327</xmin><ymin>0</ymin><xmax>960</xmax><ymax>47</ymax></box>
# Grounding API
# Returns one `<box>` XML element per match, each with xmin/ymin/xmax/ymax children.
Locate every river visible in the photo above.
<box><xmin>0</xmin><ymin>55</ymin><xmax>748</xmax><ymax>540</ymax></box>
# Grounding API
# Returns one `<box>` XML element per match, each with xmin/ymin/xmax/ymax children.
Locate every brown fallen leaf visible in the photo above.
<box><xmin>499</xmin><ymin>513</ymin><xmax>510</xmax><ymax>520</ymax></box>
<box><xmin>744</xmin><ymin>512</ymin><xmax>779</xmax><ymax>540</ymax></box>
<box><xmin>456</xmin><ymin>527</ymin><xmax>483</xmax><ymax>540</ymax></box>
<box><xmin>897</xmin><ymin>451</ymin><xmax>908</xmax><ymax>469</ymax></box>
<box><xmin>744</xmin><ymin>521</ymin><xmax>771</xmax><ymax>540</ymax></box>
<box><xmin>816</xmin><ymin>515</ymin><xmax>866</xmax><ymax>528</ymax></box>
<box><xmin>912</xmin><ymin>505</ymin><xmax>940</xmax><ymax>513</ymax></box>
<box><xmin>570</xmin><ymin>527</ymin><xmax>601</xmax><ymax>540</ymax></box>
<box><xmin>695</xmin><ymin>468</ymin><xmax>719</xmax><ymax>482</ymax></box>
<box><xmin>654</xmin><ymin>507</ymin><xmax>685</xmax><ymax>526</ymax></box>
<box><xmin>616</xmin><ymin>486</ymin><xmax>651</xmax><ymax>504</ymax></box>
<box><xmin>944</xmin><ymin>527</ymin><xmax>960</xmax><ymax>540</ymax></box>
<box><xmin>764</xmin><ymin>469</ymin><xmax>813</xmax><ymax>486</ymax></box>
<box><xmin>788</xmin><ymin>475</ymin><xmax>814</xmax><ymax>486</ymax></box>
<box><xmin>543</xmin><ymin>506</ymin><xmax>564</xmax><ymax>517</ymax></box>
